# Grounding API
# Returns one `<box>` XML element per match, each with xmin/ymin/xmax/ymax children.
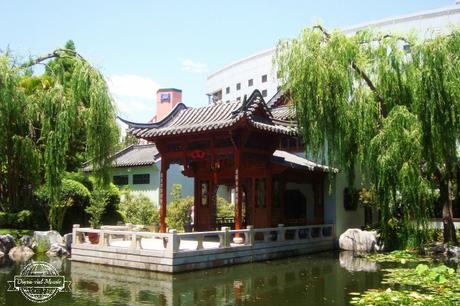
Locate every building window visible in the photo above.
<box><xmin>248</xmin><ymin>79</ymin><xmax>253</xmax><ymax>87</ymax></box>
<box><xmin>226</xmin><ymin>87</ymin><xmax>230</xmax><ymax>94</ymax></box>
<box><xmin>133</xmin><ymin>174</ymin><xmax>150</xmax><ymax>185</ymax></box>
<box><xmin>236</xmin><ymin>97</ymin><xmax>241</xmax><ymax>102</ymax></box>
<box><xmin>262</xmin><ymin>89</ymin><xmax>267</xmax><ymax>97</ymax></box>
<box><xmin>236</xmin><ymin>83</ymin><xmax>241</xmax><ymax>90</ymax></box>
<box><xmin>113</xmin><ymin>175</ymin><xmax>128</xmax><ymax>186</ymax></box>
<box><xmin>226</xmin><ymin>100</ymin><xmax>230</xmax><ymax>103</ymax></box>
<box><xmin>261</xmin><ymin>74</ymin><xmax>267</xmax><ymax>83</ymax></box>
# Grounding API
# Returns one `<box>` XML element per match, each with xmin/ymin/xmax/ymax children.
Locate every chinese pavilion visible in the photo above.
<box><xmin>119</xmin><ymin>90</ymin><xmax>333</xmax><ymax>232</ymax></box>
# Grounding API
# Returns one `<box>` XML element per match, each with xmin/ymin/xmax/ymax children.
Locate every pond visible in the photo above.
<box><xmin>0</xmin><ymin>251</ymin><xmax>387</xmax><ymax>306</ymax></box>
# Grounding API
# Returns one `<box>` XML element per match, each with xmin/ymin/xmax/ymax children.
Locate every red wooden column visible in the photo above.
<box><xmin>159</xmin><ymin>158</ymin><xmax>169</xmax><ymax>233</ymax></box>
<box><xmin>193</xmin><ymin>177</ymin><xmax>200</xmax><ymax>230</ymax></box>
<box><xmin>235</xmin><ymin>149</ymin><xmax>242</xmax><ymax>230</ymax></box>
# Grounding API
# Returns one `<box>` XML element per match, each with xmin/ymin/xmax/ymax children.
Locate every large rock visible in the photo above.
<box><xmin>8</xmin><ymin>246</ymin><xmax>34</xmax><ymax>262</ymax></box>
<box><xmin>46</xmin><ymin>243</ymin><xmax>69</xmax><ymax>257</ymax></box>
<box><xmin>428</xmin><ymin>243</ymin><xmax>446</xmax><ymax>254</ymax></box>
<box><xmin>33</xmin><ymin>230</ymin><xmax>63</xmax><ymax>251</ymax></box>
<box><xmin>447</xmin><ymin>246</ymin><xmax>460</xmax><ymax>258</ymax></box>
<box><xmin>63</xmin><ymin>233</ymin><xmax>73</xmax><ymax>252</ymax></box>
<box><xmin>339</xmin><ymin>228</ymin><xmax>380</xmax><ymax>252</ymax></box>
<box><xmin>19</xmin><ymin>235</ymin><xmax>35</xmax><ymax>249</ymax></box>
<box><xmin>0</xmin><ymin>234</ymin><xmax>15</xmax><ymax>254</ymax></box>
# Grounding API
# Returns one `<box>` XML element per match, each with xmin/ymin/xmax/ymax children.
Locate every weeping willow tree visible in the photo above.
<box><xmin>0</xmin><ymin>45</ymin><xmax>119</xmax><ymax>229</ymax></box>
<box><xmin>276</xmin><ymin>26</ymin><xmax>460</xmax><ymax>247</ymax></box>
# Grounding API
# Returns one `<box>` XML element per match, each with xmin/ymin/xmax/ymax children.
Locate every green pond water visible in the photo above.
<box><xmin>0</xmin><ymin>251</ymin><xmax>387</xmax><ymax>306</ymax></box>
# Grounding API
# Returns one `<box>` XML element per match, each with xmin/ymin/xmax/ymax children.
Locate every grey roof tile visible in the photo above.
<box><xmin>118</xmin><ymin>90</ymin><xmax>298</xmax><ymax>139</ymax></box>
<box><xmin>83</xmin><ymin>144</ymin><xmax>159</xmax><ymax>171</ymax></box>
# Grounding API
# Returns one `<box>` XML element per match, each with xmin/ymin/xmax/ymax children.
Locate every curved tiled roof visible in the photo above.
<box><xmin>83</xmin><ymin>144</ymin><xmax>160</xmax><ymax>171</ymax></box>
<box><xmin>119</xmin><ymin>90</ymin><xmax>297</xmax><ymax>139</ymax></box>
<box><xmin>272</xmin><ymin>150</ymin><xmax>336</xmax><ymax>173</ymax></box>
<box><xmin>270</xmin><ymin>105</ymin><xmax>295</xmax><ymax>122</ymax></box>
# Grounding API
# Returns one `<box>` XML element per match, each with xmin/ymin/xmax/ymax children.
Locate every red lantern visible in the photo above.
<box><xmin>190</xmin><ymin>150</ymin><xmax>206</xmax><ymax>160</ymax></box>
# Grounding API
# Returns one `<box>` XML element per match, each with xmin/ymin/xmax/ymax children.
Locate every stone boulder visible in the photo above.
<box><xmin>33</xmin><ymin>230</ymin><xmax>63</xmax><ymax>251</ymax></box>
<box><xmin>0</xmin><ymin>234</ymin><xmax>15</xmax><ymax>254</ymax></box>
<box><xmin>447</xmin><ymin>246</ymin><xmax>460</xmax><ymax>258</ymax></box>
<box><xmin>428</xmin><ymin>243</ymin><xmax>446</xmax><ymax>254</ymax></box>
<box><xmin>8</xmin><ymin>246</ymin><xmax>34</xmax><ymax>262</ymax></box>
<box><xmin>339</xmin><ymin>228</ymin><xmax>380</xmax><ymax>252</ymax></box>
<box><xmin>46</xmin><ymin>243</ymin><xmax>69</xmax><ymax>257</ymax></box>
<box><xmin>19</xmin><ymin>235</ymin><xmax>35</xmax><ymax>249</ymax></box>
<box><xmin>63</xmin><ymin>233</ymin><xmax>73</xmax><ymax>252</ymax></box>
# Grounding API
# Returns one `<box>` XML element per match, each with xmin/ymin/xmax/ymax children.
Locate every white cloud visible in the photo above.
<box><xmin>107</xmin><ymin>74</ymin><xmax>160</xmax><ymax>99</ymax></box>
<box><xmin>180</xmin><ymin>58</ymin><xmax>208</xmax><ymax>74</ymax></box>
<box><xmin>107</xmin><ymin>74</ymin><xmax>160</xmax><ymax>126</ymax></box>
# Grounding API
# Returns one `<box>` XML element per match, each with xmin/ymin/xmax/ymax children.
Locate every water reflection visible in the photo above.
<box><xmin>0</xmin><ymin>252</ymin><xmax>384</xmax><ymax>306</ymax></box>
<box><xmin>339</xmin><ymin>251</ymin><xmax>378</xmax><ymax>272</ymax></box>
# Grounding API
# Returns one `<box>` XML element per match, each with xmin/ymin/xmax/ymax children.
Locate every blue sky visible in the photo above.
<box><xmin>0</xmin><ymin>0</ymin><xmax>454</xmax><ymax>123</ymax></box>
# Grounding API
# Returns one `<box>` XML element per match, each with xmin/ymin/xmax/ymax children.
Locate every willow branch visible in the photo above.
<box><xmin>20</xmin><ymin>48</ymin><xmax>84</xmax><ymax>69</ymax></box>
<box><xmin>313</xmin><ymin>25</ymin><xmax>386</xmax><ymax>120</ymax></box>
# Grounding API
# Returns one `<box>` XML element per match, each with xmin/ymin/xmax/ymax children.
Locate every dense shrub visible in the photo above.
<box><xmin>61</xmin><ymin>179</ymin><xmax>92</xmax><ymax>206</ymax></box>
<box><xmin>64</xmin><ymin>171</ymin><xmax>94</xmax><ymax>192</ymax></box>
<box><xmin>85</xmin><ymin>189</ymin><xmax>108</xmax><ymax>228</ymax></box>
<box><xmin>0</xmin><ymin>210</ymin><xmax>33</xmax><ymax>228</ymax></box>
<box><xmin>217</xmin><ymin>197</ymin><xmax>234</xmax><ymax>218</ymax></box>
<box><xmin>35</xmin><ymin>178</ymin><xmax>91</xmax><ymax>232</ymax></box>
<box><xmin>101</xmin><ymin>183</ymin><xmax>122</xmax><ymax>225</ymax></box>
<box><xmin>119</xmin><ymin>190</ymin><xmax>159</xmax><ymax>226</ymax></box>
<box><xmin>166</xmin><ymin>184</ymin><xmax>193</xmax><ymax>231</ymax></box>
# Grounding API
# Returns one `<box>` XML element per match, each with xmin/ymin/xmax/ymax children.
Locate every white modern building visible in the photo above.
<box><xmin>206</xmin><ymin>1</ymin><xmax>460</xmax><ymax>104</ymax></box>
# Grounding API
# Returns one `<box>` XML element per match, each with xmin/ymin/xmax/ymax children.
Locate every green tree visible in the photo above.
<box><xmin>0</xmin><ymin>42</ymin><xmax>119</xmax><ymax>229</ymax></box>
<box><xmin>85</xmin><ymin>189</ymin><xmax>108</xmax><ymax>229</ymax></box>
<box><xmin>118</xmin><ymin>189</ymin><xmax>159</xmax><ymax>226</ymax></box>
<box><xmin>166</xmin><ymin>184</ymin><xmax>193</xmax><ymax>231</ymax></box>
<box><xmin>276</xmin><ymin>26</ymin><xmax>460</xmax><ymax>247</ymax></box>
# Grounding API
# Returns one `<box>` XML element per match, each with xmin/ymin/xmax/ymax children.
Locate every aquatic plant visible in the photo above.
<box><xmin>350</xmin><ymin>263</ymin><xmax>460</xmax><ymax>305</ymax></box>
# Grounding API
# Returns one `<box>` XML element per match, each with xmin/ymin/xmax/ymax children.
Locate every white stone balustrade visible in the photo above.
<box><xmin>71</xmin><ymin>223</ymin><xmax>335</xmax><ymax>273</ymax></box>
<box><xmin>72</xmin><ymin>224</ymin><xmax>335</xmax><ymax>254</ymax></box>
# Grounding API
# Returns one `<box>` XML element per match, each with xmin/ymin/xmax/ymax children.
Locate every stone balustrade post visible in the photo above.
<box><xmin>130</xmin><ymin>233</ymin><xmax>137</xmax><ymax>250</ymax></box>
<box><xmin>246</xmin><ymin>225</ymin><xmax>254</xmax><ymax>245</ymax></box>
<box><xmin>98</xmin><ymin>230</ymin><xmax>106</xmax><ymax>247</ymax></box>
<box><xmin>319</xmin><ymin>226</ymin><xmax>324</xmax><ymax>239</ymax></box>
<box><xmin>294</xmin><ymin>229</ymin><xmax>300</xmax><ymax>240</ymax></box>
<box><xmin>277</xmin><ymin>224</ymin><xmax>285</xmax><ymax>242</ymax></box>
<box><xmin>72</xmin><ymin>224</ymin><xmax>80</xmax><ymax>245</ymax></box>
<box><xmin>221</xmin><ymin>227</ymin><xmax>230</xmax><ymax>248</ymax></box>
<box><xmin>166</xmin><ymin>229</ymin><xmax>180</xmax><ymax>252</ymax></box>
<box><xmin>196</xmin><ymin>235</ymin><xmax>204</xmax><ymax>250</ymax></box>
